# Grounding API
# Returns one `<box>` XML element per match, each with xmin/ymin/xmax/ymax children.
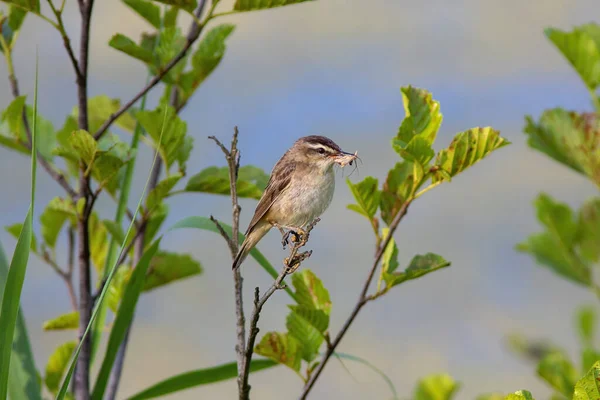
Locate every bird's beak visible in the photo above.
<box><xmin>332</xmin><ymin>150</ymin><xmax>358</xmax><ymax>167</ymax></box>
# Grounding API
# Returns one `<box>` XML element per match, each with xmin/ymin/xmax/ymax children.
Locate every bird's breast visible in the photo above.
<box><xmin>276</xmin><ymin>168</ymin><xmax>335</xmax><ymax>227</ymax></box>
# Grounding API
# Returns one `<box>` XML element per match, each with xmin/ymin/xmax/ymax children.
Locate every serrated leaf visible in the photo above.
<box><xmin>147</xmin><ymin>173</ymin><xmax>182</xmax><ymax>211</ymax></box>
<box><xmin>163</xmin><ymin>6</ymin><xmax>178</xmax><ymax>27</ymax></box>
<box><xmin>0</xmin><ymin>6</ymin><xmax>26</xmax><ymax>50</ymax></box>
<box><xmin>135</xmin><ymin>106</ymin><xmax>187</xmax><ymax>172</ymax></box>
<box><xmin>516</xmin><ymin>194</ymin><xmax>591</xmax><ymax>286</ymax></box>
<box><xmin>123</xmin><ymin>0</ymin><xmax>160</xmax><ymax>28</ymax></box>
<box><xmin>537</xmin><ymin>352</ymin><xmax>578</xmax><ymax>397</ymax></box>
<box><xmin>573</xmin><ymin>361</ymin><xmax>600</xmax><ymax>400</ymax></box>
<box><xmin>176</xmin><ymin>135</ymin><xmax>193</xmax><ymax>174</ymax></box>
<box><xmin>577</xmin><ymin>305</ymin><xmax>596</xmax><ymax>347</ymax></box>
<box><xmin>107</xmin><ymin>265</ymin><xmax>132</xmax><ymax>313</ymax></box>
<box><xmin>185</xmin><ymin>165</ymin><xmax>268</xmax><ymax>199</ymax></box>
<box><xmin>144</xmin><ymin>203</ymin><xmax>169</xmax><ymax>248</ymax></box>
<box><xmin>433</xmin><ymin>127</ymin><xmax>509</xmax><ymax>183</ymax></box>
<box><xmin>143</xmin><ymin>251</ymin><xmax>202</xmax><ymax>292</ymax></box>
<box><xmin>505</xmin><ymin>391</ymin><xmax>535</xmax><ymax>400</ymax></box>
<box><xmin>524</xmin><ymin>110</ymin><xmax>600</xmax><ymax>185</ymax></box>
<box><xmin>0</xmin><ymin>134</ymin><xmax>29</xmax><ymax>155</ymax></box>
<box><xmin>43</xmin><ymin>311</ymin><xmax>79</xmax><ymax>331</ymax></box>
<box><xmin>179</xmin><ymin>24</ymin><xmax>235</xmax><ymax>98</ymax></box>
<box><xmin>414</xmin><ymin>373</ymin><xmax>460</xmax><ymax>400</ymax></box>
<box><xmin>25</xmin><ymin>105</ymin><xmax>55</xmax><ymax>161</ymax></box>
<box><xmin>254</xmin><ymin>332</ymin><xmax>302</xmax><ymax>372</ymax></box>
<box><xmin>346</xmin><ymin>176</ymin><xmax>380</xmax><ymax>219</ymax></box>
<box><xmin>393</xmin><ymin>86</ymin><xmax>442</xmax><ymax>165</ymax></box>
<box><xmin>109</xmin><ymin>33</ymin><xmax>154</xmax><ymax>64</ymax></box>
<box><xmin>233</xmin><ymin>0</ymin><xmax>313</xmax><ymax>11</ymax></box>
<box><xmin>68</xmin><ymin>129</ymin><xmax>96</xmax><ymax>165</ymax></box>
<box><xmin>40</xmin><ymin>197</ymin><xmax>76</xmax><ymax>248</ymax></box>
<box><xmin>154</xmin><ymin>27</ymin><xmax>187</xmax><ymax>83</ymax></box>
<box><xmin>292</xmin><ymin>269</ymin><xmax>331</xmax><ymax>314</ymax></box>
<box><xmin>44</xmin><ymin>341</ymin><xmax>76</xmax><ymax>394</ymax></box>
<box><xmin>578</xmin><ymin>198</ymin><xmax>600</xmax><ymax>262</ymax></box>
<box><xmin>287</xmin><ymin>305</ymin><xmax>328</xmax><ymax>362</ymax></box>
<box><xmin>5</xmin><ymin>223</ymin><xmax>37</xmax><ymax>253</ymax></box>
<box><xmin>545</xmin><ymin>25</ymin><xmax>600</xmax><ymax>90</ymax></box>
<box><xmin>1</xmin><ymin>95</ymin><xmax>27</xmax><ymax>142</ymax></box>
<box><xmin>384</xmin><ymin>253</ymin><xmax>450</xmax><ymax>289</ymax></box>
<box><xmin>380</xmin><ymin>161</ymin><xmax>423</xmax><ymax>225</ymax></box>
<box><xmin>151</xmin><ymin>0</ymin><xmax>196</xmax><ymax>13</ymax></box>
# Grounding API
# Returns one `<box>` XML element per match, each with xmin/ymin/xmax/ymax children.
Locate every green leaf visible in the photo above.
<box><xmin>537</xmin><ymin>352</ymin><xmax>578</xmax><ymax>397</ymax></box>
<box><xmin>577</xmin><ymin>305</ymin><xmax>596</xmax><ymax>347</ymax></box>
<box><xmin>109</xmin><ymin>33</ymin><xmax>155</xmax><ymax>64</ymax></box>
<box><xmin>103</xmin><ymin>220</ymin><xmax>126</xmax><ymax>245</ymax></box>
<box><xmin>184</xmin><ymin>165</ymin><xmax>268</xmax><ymax>199</ymax></box>
<box><xmin>126</xmin><ymin>359</ymin><xmax>277</xmax><ymax>400</ymax></box>
<box><xmin>44</xmin><ymin>341</ymin><xmax>76</xmax><ymax>394</ymax></box>
<box><xmin>505</xmin><ymin>333</ymin><xmax>560</xmax><ymax>363</ymax></box>
<box><xmin>233</xmin><ymin>0</ymin><xmax>313</xmax><ymax>11</ymax></box>
<box><xmin>179</xmin><ymin>24</ymin><xmax>236</xmax><ymax>98</ymax></box>
<box><xmin>384</xmin><ymin>253</ymin><xmax>450</xmax><ymax>289</ymax></box>
<box><xmin>6</xmin><ymin>222</ymin><xmax>37</xmax><ymax>252</ymax></box>
<box><xmin>581</xmin><ymin>348</ymin><xmax>600</xmax><ymax>373</ymax></box>
<box><xmin>123</xmin><ymin>0</ymin><xmax>160</xmax><ymax>28</ymax></box>
<box><xmin>574</xmin><ymin>361</ymin><xmax>600</xmax><ymax>400</ymax></box>
<box><xmin>92</xmin><ymin>240</ymin><xmax>162</xmax><ymax>400</ymax></box>
<box><xmin>1</xmin><ymin>95</ymin><xmax>27</xmax><ymax>142</ymax></box>
<box><xmin>476</xmin><ymin>394</ymin><xmax>505</xmax><ymax>400</ymax></box>
<box><xmin>287</xmin><ymin>305</ymin><xmax>328</xmax><ymax>361</ymax></box>
<box><xmin>146</xmin><ymin>173</ymin><xmax>182</xmax><ymax>211</ymax></box>
<box><xmin>292</xmin><ymin>269</ymin><xmax>331</xmax><ymax>314</ymax></box>
<box><xmin>163</xmin><ymin>6</ymin><xmax>179</xmax><ymax>27</ymax></box>
<box><xmin>25</xmin><ymin>105</ymin><xmax>55</xmax><ymax>162</ymax></box>
<box><xmin>505</xmin><ymin>391</ymin><xmax>535</xmax><ymax>400</ymax></box>
<box><xmin>0</xmin><ymin>134</ymin><xmax>29</xmax><ymax>155</ymax></box>
<box><xmin>39</xmin><ymin>197</ymin><xmax>76</xmax><ymax>248</ymax></box>
<box><xmin>151</xmin><ymin>0</ymin><xmax>196</xmax><ymax>13</ymax></box>
<box><xmin>0</xmin><ymin>6</ymin><xmax>26</xmax><ymax>50</ymax></box>
<box><xmin>414</xmin><ymin>373</ymin><xmax>460</xmax><ymax>400</ymax></box>
<box><xmin>346</xmin><ymin>176</ymin><xmax>380</xmax><ymax>219</ymax></box>
<box><xmin>135</xmin><ymin>105</ymin><xmax>187</xmax><ymax>172</ymax></box>
<box><xmin>0</xmin><ymin>58</ymin><xmax>38</xmax><ymax>400</ymax></box>
<box><xmin>154</xmin><ymin>27</ymin><xmax>187</xmax><ymax>83</ymax></box>
<box><xmin>255</xmin><ymin>332</ymin><xmax>302</xmax><ymax>372</ymax></box>
<box><xmin>106</xmin><ymin>265</ymin><xmax>132</xmax><ymax>313</ymax></box>
<box><xmin>516</xmin><ymin>194</ymin><xmax>591</xmax><ymax>286</ymax></box>
<box><xmin>380</xmin><ymin>161</ymin><xmax>423</xmax><ymax>225</ymax></box>
<box><xmin>545</xmin><ymin>25</ymin><xmax>600</xmax><ymax>90</ymax></box>
<box><xmin>89</xmin><ymin>213</ymin><xmax>109</xmax><ymax>275</ymax></box>
<box><xmin>2</xmin><ymin>0</ymin><xmax>39</xmax><ymax>14</ymax></box>
<box><xmin>524</xmin><ymin>110</ymin><xmax>600</xmax><ymax>186</ymax></box>
<box><xmin>144</xmin><ymin>202</ymin><xmax>169</xmax><ymax>248</ymax></box>
<box><xmin>143</xmin><ymin>251</ymin><xmax>202</xmax><ymax>292</ymax></box>
<box><xmin>43</xmin><ymin>311</ymin><xmax>79</xmax><ymax>331</ymax></box>
<box><xmin>393</xmin><ymin>86</ymin><xmax>442</xmax><ymax>166</ymax></box>
<box><xmin>72</xmin><ymin>95</ymin><xmax>137</xmax><ymax>135</ymax></box>
<box><xmin>68</xmin><ymin>129</ymin><xmax>97</xmax><ymax>165</ymax></box>
<box><xmin>168</xmin><ymin>216</ymin><xmax>297</xmax><ymax>301</ymax></box>
<box><xmin>578</xmin><ymin>198</ymin><xmax>600</xmax><ymax>262</ymax></box>
<box><xmin>381</xmin><ymin>228</ymin><xmax>399</xmax><ymax>275</ymax></box>
<box><xmin>432</xmin><ymin>127</ymin><xmax>510</xmax><ymax>183</ymax></box>
<box><xmin>0</xmin><ymin>242</ymin><xmax>42</xmax><ymax>400</ymax></box>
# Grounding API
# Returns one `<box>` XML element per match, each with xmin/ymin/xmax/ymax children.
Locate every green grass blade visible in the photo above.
<box><xmin>126</xmin><ymin>359</ymin><xmax>277</xmax><ymax>400</ymax></box>
<box><xmin>168</xmin><ymin>216</ymin><xmax>297</xmax><ymax>301</ymax></box>
<box><xmin>0</xmin><ymin>242</ymin><xmax>42</xmax><ymax>400</ymax></box>
<box><xmin>333</xmin><ymin>352</ymin><xmax>399</xmax><ymax>399</ymax></box>
<box><xmin>0</xmin><ymin>54</ymin><xmax>39</xmax><ymax>400</ymax></box>
<box><xmin>56</xmin><ymin>108</ymin><xmax>169</xmax><ymax>400</ymax></box>
<box><xmin>91</xmin><ymin>239</ymin><xmax>161</xmax><ymax>400</ymax></box>
<box><xmin>91</xmin><ymin>76</ymin><xmax>151</xmax><ymax>363</ymax></box>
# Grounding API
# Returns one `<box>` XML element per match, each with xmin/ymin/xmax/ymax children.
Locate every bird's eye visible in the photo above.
<box><xmin>318</xmin><ymin>148</ymin><xmax>326</xmax><ymax>154</ymax></box>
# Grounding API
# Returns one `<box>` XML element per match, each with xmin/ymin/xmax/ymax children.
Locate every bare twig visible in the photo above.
<box><xmin>210</xmin><ymin>215</ymin><xmax>235</xmax><ymax>255</ymax></box>
<box><xmin>46</xmin><ymin>0</ymin><xmax>82</xmax><ymax>80</ymax></box>
<box><xmin>299</xmin><ymin>201</ymin><xmax>411</xmax><ymax>399</ymax></box>
<box><xmin>93</xmin><ymin>0</ymin><xmax>212</xmax><ymax>140</ymax></box>
<box><xmin>209</xmin><ymin>128</ymin><xmax>248</xmax><ymax>398</ymax></box>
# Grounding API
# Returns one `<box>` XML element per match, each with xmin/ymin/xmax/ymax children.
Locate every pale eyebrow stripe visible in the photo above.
<box><xmin>307</xmin><ymin>143</ymin><xmax>334</xmax><ymax>152</ymax></box>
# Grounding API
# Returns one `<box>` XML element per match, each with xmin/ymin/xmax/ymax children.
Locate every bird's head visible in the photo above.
<box><xmin>293</xmin><ymin>135</ymin><xmax>357</xmax><ymax>172</ymax></box>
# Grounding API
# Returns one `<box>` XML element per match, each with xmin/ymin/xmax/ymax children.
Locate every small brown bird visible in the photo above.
<box><xmin>232</xmin><ymin>135</ymin><xmax>357</xmax><ymax>270</ymax></box>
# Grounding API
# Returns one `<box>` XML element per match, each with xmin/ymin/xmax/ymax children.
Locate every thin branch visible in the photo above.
<box><xmin>299</xmin><ymin>201</ymin><xmax>412</xmax><ymax>399</ymax></box>
<box><xmin>46</xmin><ymin>0</ymin><xmax>82</xmax><ymax>80</ymax></box>
<box><xmin>210</xmin><ymin>215</ymin><xmax>236</xmax><ymax>255</ymax></box>
<box><xmin>93</xmin><ymin>0</ymin><xmax>212</xmax><ymax>140</ymax></box>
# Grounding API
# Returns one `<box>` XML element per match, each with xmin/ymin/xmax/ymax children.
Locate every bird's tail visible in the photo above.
<box><xmin>232</xmin><ymin>221</ymin><xmax>270</xmax><ymax>270</ymax></box>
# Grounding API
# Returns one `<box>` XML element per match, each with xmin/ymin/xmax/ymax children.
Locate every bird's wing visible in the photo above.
<box><xmin>245</xmin><ymin>160</ymin><xmax>295</xmax><ymax>235</ymax></box>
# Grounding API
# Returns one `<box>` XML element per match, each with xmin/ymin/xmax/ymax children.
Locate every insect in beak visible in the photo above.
<box><xmin>333</xmin><ymin>150</ymin><xmax>358</xmax><ymax>167</ymax></box>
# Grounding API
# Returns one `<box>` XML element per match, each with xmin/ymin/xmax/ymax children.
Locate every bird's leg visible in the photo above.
<box><xmin>271</xmin><ymin>222</ymin><xmax>291</xmax><ymax>249</ymax></box>
<box><xmin>283</xmin><ymin>226</ymin><xmax>308</xmax><ymax>247</ymax></box>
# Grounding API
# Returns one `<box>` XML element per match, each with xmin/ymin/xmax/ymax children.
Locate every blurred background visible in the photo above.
<box><xmin>1</xmin><ymin>0</ymin><xmax>599</xmax><ymax>398</ymax></box>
